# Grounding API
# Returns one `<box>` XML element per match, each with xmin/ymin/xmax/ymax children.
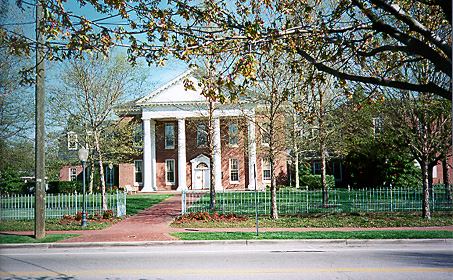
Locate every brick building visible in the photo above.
<box><xmin>60</xmin><ymin>69</ymin><xmax>288</xmax><ymax>192</ymax></box>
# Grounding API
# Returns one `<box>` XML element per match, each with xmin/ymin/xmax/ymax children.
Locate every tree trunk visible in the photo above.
<box><xmin>94</xmin><ymin>129</ymin><xmax>107</xmax><ymax>211</ymax></box>
<box><xmin>443</xmin><ymin>157</ymin><xmax>452</xmax><ymax>205</ymax></box>
<box><xmin>208</xmin><ymin>100</ymin><xmax>216</xmax><ymax>210</ymax></box>
<box><xmin>295</xmin><ymin>151</ymin><xmax>299</xmax><ymax>189</ymax></box>
<box><xmin>270</xmin><ymin>157</ymin><xmax>278</xmax><ymax>219</ymax></box>
<box><xmin>292</xmin><ymin>115</ymin><xmax>300</xmax><ymax>189</ymax></box>
<box><xmin>89</xmin><ymin>161</ymin><xmax>95</xmax><ymax>194</ymax></box>
<box><xmin>421</xmin><ymin>158</ymin><xmax>431</xmax><ymax>219</ymax></box>
<box><xmin>321</xmin><ymin>146</ymin><xmax>328</xmax><ymax>206</ymax></box>
<box><xmin>428</xmin><ymin>162</ymin><xmax>434</xmax><ymax>212</ymax></box>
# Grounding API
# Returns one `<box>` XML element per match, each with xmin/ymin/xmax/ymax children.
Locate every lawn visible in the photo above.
<box><xmin>0</xmin><ymin>194</ymin><xmax>173</xmax><ymax>232</ymax></box>
<box><xmin>126</xmin><ymin>194</ymin><xmax>173</xmax><ymax>215</ymax></box>
<box><xmin>170</xmin><ymin>230</ymin><xmax>453</xmax><ymax>240</ymax></box>
<box><xmin>172</xmin><ymin>211</ymin><xmax>453</xmax><ymax>228</ymax></box>
<box><xmin>185</xmin><ymin>188</ymin><xmax>453</xmax><ymax>215</ymax></box>
<box><xmin>0</xmin><ymin>234</ymin><xmax>81</xmax><ymax>244</ymax></box>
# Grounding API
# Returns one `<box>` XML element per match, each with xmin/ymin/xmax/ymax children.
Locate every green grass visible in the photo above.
<box><xmin>0</xmin><ymin>194</ymin><xmax>173</xmax><ymax>232</ymax></box>
<box><xmin>0</xmin><ymin>218</ymin><xmax>120</xmax><ymax>231</ymax></box>
<box><xmin>170</xmin><ymin>230</ymin><xmax>453</xmax><ymax>240</ymax></box>
<box><xmin>187</xmin><ymin>189</ymin><xmax>453</xmax><ymax>214</ymax></box>
<box><xmin>0</xmin><ymin>234</ymin><xmax>81</xmax><ymax>244</ymax></box>
<box><xmin>126</xmin><ymin>194</ymin><xmax>173</xmax><ymax>215</ymax></box>
<box><xmin>172</xmin><ymin>211</ymin><xmax>453</xmax><ymax>229</ymax></box>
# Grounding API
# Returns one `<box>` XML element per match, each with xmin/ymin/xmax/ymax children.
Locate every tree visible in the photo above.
<box><xmin>1</xmin><ymin>0</ymin><xmax>450</xmax><ymax>100</ymax></box>
<box><xmin>247</xmin><ymin>50</ymin><xmax>292</xmax><ymax>219</ymax></box>
<box><xmin>294</xmin><ymin>71</ymin><xmax>346</xmax><ymax>205</ymax></box>
<box><xmin>49</xmin><ymin>52</ymin><xmax>146</xmax><ymax>209</ymax></box>
<box><xmin>385</xmin><ymin>91</ymin><xmax>451</xmax><ymax>219</ymax></box>
<box><xmin>0</xmin><ymin>1</ymin><xmax>34</xmax><ymax>143</ymax></box>
<box><xmin>339</xmin><ymin>88</ymin><xmax>422</xmax><ymax>189</ymax></box>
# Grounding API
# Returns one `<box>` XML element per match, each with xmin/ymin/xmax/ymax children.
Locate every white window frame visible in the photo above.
<box><xmin>70</xmin><ymin>167</ymin><xmax>77</xmax><ymax>181</ymax></box>
<box><xmin>133</xmin><ymin>122</ymin><xmax>143</xmax><ymax>149</ymax></box>
<box><xmin>229</xmin><ymin>158</ymin><xmax>239</xmax><ymax>184</ymax></box>
<box><xmin>229</xmin><ymin>122</ymin><xmax>239</xmax><ymax>146</ymax></box>
<box><xmin>134</xmin><ymin>160</ymin><xmax>143</xmax><ymax>185</ymax></box>
<box><xmin>262</xmin><ymin>158</ymin><xmax>271</xmax><ymax>182</ymax></box>
<box><xmin>165</xmin><ymin>159</ymin><xmax>175</xmax><ymax>185</ymax></box>
<box><xmin>67</xmin><ymin>131</ymin><xmax>78</xmax><ymax>150</ymax></box>
<box><xmin>197</xmin><ymin>124</ymin><xmax>207</xmax><ymax>148</ymax></box>
<box><xmin>165</xmin><ymin>124</ymin><xmax>175</xmax><ymax>149</ymax></box>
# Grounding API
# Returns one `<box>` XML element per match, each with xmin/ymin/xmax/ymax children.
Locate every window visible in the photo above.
<box><xmin>166</xmin><ymin>159</ymin><xmax>175</xmax><ymax>185</ymax></box>
<box><xmin>197</xmin><ymin>124</ymin><xmax>207</xmax><ymax>147</ymax></box>
<box><xmin>229</xmin><ymin>122</ymin><xmax>238</xmax><ymax>146</ymax></box>
<box><xmin>134</xmin><ymin>160</ymin><xmax>143</xmax><ymax>185</ymax></box>
<box><xmin>230</xmin><ymin>158</ymin><xmax>239</xmax><ymax>183</ymax></box>
<box><xmin>262</xmin><ymin>158</ymin><xmax>271</xmax><ymax>181</ymax></box>
<box><xmin>261</xmin><ymin>123</ymin><xmax>270</xmax><ymax>146</ymax></box>
<box><xmin>333</xmin><ymin>162</ymin><xmax>342</xmax><ymax>181</ymax></box>
<box><xmin>372</xmin><ymin>117</ymin><xmax>383</xmax><ymax>135</ymax></box>
<box><xmin>165</xmin><ymin>124</ymin><xmax>175</xmax><ymax>149</ymax></box>
<box><xmin>313</xmin><ymin>162</ymin><xmax>322</xmax><ymax>175</ymax></box>
<box><xmin>70</xmin><ymin>167</ymin><xmax>77</xmax><ymax>181</ymax></box>
<box><xmin>133</xmin><ymin>122</ymin><xmax>143</xmax><ymax>149</ymax></box>
<box><xmin>67</xmin><ymin>132</ymin><xmax>78</xmax><ymax>150</ymax></box>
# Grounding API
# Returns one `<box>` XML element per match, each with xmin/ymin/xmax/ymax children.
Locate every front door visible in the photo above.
<box><xmin>193</xmin><ymin>162</ymin><xmax>210</xmax><ymax>190</ymax></box>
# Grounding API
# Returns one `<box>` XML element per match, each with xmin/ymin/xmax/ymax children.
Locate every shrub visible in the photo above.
<box><xmin>103</xmin><ymin>210</ymin><xmax>114</xmax><ymax>219</ymax></box>
<box><xmin>74</xmin><ymin>212</ymin><xmax>83</xmax><ymax>221</ymax></box>
<box><xmin>300</xmin><ymin>174</ymin><xmax>335</xmax><ymax>190</ymax></box>
<box><xmin>59</xmin><ymin>181</ymin><xmax>83</xmax><ymax>193</ymax></box>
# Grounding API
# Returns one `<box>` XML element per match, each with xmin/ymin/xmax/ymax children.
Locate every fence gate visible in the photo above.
<box><xmin>116</xmin><ymin>191</ymin><xmax>127</xmax><ymax>217</ymax></box>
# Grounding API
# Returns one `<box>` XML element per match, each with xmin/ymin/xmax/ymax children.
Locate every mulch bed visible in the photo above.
<box><xmin>172</xmin><ymin>212</ymin><xmax>248</xmax><ymax>225</ymax></box>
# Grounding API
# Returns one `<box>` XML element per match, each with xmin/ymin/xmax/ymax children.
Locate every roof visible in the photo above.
<box><xmin>136</xmin><ymin>68</ymin><xmax>207</xmax><ymax>106</ymax></box>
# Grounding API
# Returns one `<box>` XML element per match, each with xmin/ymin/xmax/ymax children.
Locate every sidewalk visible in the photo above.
<box><xmin>2</xmin><ymin>194</ymin><xmax>453</xmax><ymax>243</ymax></box>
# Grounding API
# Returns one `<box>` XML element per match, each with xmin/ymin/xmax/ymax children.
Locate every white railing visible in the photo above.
<box><xmin>0</xmin><ymin>191</ymin><xmax>127</xmax><ymax>220</ymax></box>
<box><xmin>181</xmin><ymin>186</ymin><xmax>453</xmax><ymax>215</ymax></box>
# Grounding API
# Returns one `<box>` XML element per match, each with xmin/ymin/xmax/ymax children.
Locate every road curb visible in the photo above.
<box><xmin>1</xmin><ymin>238</ymin><xmax>451</xmax><ymax>249</ymax></box>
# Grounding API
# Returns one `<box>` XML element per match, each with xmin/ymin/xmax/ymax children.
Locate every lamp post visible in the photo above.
<box><xmin>78</xmin><ymin>147</ymin><xmax>89</xmax><ymax>227</ymax></box>
<box><xmin>108</xmin><ymin>163</ymin><xmax>113</xmax><ymax>192</ymax></box>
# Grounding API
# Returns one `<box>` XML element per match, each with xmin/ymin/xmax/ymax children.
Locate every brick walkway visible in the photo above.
<box><xmin>2</xmin><ymin>194</ymin><xmax>452</xmax><ymax>243</ymax></box>
<box><xmin>60</xmin><ymin>194</ymin><xmax>183</xmax><ymax>242</ymax></box>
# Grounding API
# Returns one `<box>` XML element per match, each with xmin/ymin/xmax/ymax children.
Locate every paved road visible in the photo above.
<box><xmin>1</xmin><ymin>242</ymin><xmax>452</xmax><ymax>280</ymax></box>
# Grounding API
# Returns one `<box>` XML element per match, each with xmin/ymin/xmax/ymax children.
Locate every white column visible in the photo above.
<box><xmin>213</xmin><ymin>118</ymin><xmax>222</xmax><ymax>190</ymax></box>
<box><xmin>177</xmin><ymin>118</ymin><xmax>187</xmax><ymax>191</ymax></box>
<box><xmin>141</xmin><ymin>118</ymin><xmax>154</xmax><ymax>192</ymax></box>
<box><xmin>150</xmin><ymin>120</ymin><xmax>157</xmax><ymax>191</ymax></box>
<box><xmin>248</xmin><ymin>117</ymin><xmax>257</xmax><ymax>190</ymax></box>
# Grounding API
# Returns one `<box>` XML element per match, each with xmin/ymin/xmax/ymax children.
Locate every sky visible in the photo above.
<box><xmin>1</xmin><ymin>0</ymin><xmax>190</xmax><ymax>141</ymax></box>
<box><xmin>3</xmin><ymin>0</ymin><xmax>190</xmax><ymax>99</ymax></box>
<box><xmin>61</xmin><ymin>1</ymin><xmax>190</xmax><ymax>95</ymax></box>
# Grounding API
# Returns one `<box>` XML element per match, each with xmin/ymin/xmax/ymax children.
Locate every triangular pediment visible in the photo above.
<box><xmin>137</xmin><ymin>69</ymin><xmax>207</xmax><ymax>105</ymax></box>
<box><xmin>190</xmin><ymin>154</ymin><xmax>210</xmax><ymax>164</ymax></box>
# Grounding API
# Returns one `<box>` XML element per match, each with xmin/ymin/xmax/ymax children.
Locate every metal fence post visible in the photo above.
<box><xmin>390</xmin><ymin>184</ymin><xmax>393</xmax><ymax>212</ymax></box>
<box><xmin>181</xmin><ymin>190</ymin><xmax>186</xmax><ymax>215</ymax></box>
<box><xmin>348</xmin><ymin>185</ymin><xmax>351</xmax><ymax>213</ymax></box>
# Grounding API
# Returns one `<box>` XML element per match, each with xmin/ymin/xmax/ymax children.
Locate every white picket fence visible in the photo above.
<box><xmin>0</xmin><ymin>191</ymin><xmax>127</xmax><ymax>220</ymax></box>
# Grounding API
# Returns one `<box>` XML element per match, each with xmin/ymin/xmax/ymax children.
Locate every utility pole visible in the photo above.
<box><xmin>35</xmin><ymin>0</ymin><xmax>46</xmax><ymax>239</ymax></box>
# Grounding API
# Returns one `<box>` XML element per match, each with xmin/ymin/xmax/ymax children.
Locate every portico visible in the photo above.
<box><xmin>135</xmin><ymin>70</ymin><xmax>257</xmax><ymax>192</ymax></box>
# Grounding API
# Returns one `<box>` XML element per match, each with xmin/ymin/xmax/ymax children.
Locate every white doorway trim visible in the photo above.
<box><xmin>190</xmin><ymin>154</ymin><xmax>211</xmax><ymax>190</ymax></box>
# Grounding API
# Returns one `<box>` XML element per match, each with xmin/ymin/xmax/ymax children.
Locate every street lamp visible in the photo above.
<box><xmin>78</xmin><ymin>147</ymin><xmax>89</xmax><ymax>227</ymax></box>
<box><xmin>108</xmin><ymin>163</ymin><xmax>113</xmax><ymax>192</ymax></box>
